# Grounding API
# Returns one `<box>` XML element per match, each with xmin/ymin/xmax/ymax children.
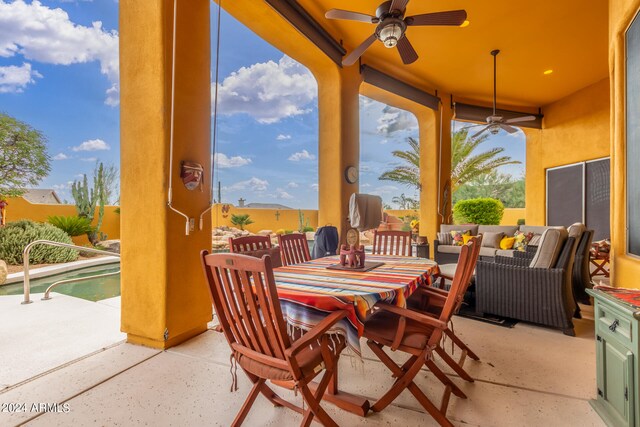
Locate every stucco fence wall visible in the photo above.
<box><xmin>3</xmin><ymin>197</ymin><xmax>120</xmax><ymax>246</ymax></box>
<box><xmin>2</xmin><ymin>199</ymin><xmax>525</xmax><ymax>243</ymax></box>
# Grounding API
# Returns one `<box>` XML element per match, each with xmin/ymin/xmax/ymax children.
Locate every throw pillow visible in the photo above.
<box><xmin>437</xmin><ymin>232</ymin><xmax>453</xmax><ymax>245</ymax></box>
<box><xmin>513</xmin><ymin>231</ymin><xmax>534</xmax><ymax>252</ymax></box>
<box><xmin>482</xmin><ymin>231</ymin><xmax>505</xmax><ymax>248</ymax></box>
<box><xmin>450</xmin><ymin>230</ymin><xmax>471</xmax><ymax>246</ymax></box>
<box><xmin>500</xmin><ymin>237</ymin><xmax>516</xmax><ymax>250</ymax></box>
<box><xmin>462</xmin><ymin>234</ymin><xmax>476</xmax><ymax>245</ymax></box>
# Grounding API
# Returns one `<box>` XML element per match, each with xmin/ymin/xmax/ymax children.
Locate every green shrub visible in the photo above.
<box><xmin>48</xmin><ymin>215</ymin><xmax>94</xmax><ymax>237</ymax></box>
<box><xmin>230</xmin><ymin>214</ymin><xmax>254</xmax><ymax>230</ymax></box>
<box><xmin>301</xmin><ymin>226</ymin><xmax>315</xmax><ymax>233</ymax></box>
<box><xmin>284</xmin><ymin>229</ymin><xmax>294</xmax><ymax>235</ymax></box>
<box><xmin>0</xmin><ymin>220</ymin><xmax>78</xmax><ymax>265</ymax></box>
<box><xmin>517</xmin><ymin>218</ymin><xmax>525</xmax><ymax>225</ymax></box>
<box><xmin>453</xmin><ymin>198</ymin><xmax>504</xmax><ymax>225</ymax></box>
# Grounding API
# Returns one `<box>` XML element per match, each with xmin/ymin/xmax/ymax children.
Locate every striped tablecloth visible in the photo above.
<box><xmin>273</xmin><ymin>255</ymin><xmax>439</xmax><ymax>356</ymax></box>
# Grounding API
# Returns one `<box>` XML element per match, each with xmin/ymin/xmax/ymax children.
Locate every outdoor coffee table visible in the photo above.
<box><xmin>272</xmin><ymin>254</ymin><xmax>439</xmax><ymax>416</ymax></box>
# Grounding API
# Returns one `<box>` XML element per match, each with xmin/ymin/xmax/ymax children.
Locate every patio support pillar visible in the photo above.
<box><xmin>317</xmin><ymin>65</ymin><xmax>363</xmax><ymax>243</ymax></box>
<box><xmin>119</xmin><ymin>0</ymin><xmax>212</xmax><ymax>349</ymax></box>
<box><xmin>419</xmin><ymin>98</ymin><xmax>452</xmax><ymax>255</ymax></box>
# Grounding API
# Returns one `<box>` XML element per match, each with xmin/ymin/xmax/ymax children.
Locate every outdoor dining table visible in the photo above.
<box><xmin>271</xmin><ymin>254</ymin><xmax>440</xmax><ymax>416</ymax></box>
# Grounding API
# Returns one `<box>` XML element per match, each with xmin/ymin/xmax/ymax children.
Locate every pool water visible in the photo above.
<box><xmin>0</xmin><ymin>263</ymin><xmax>121</xmax><ymax>302</ymax></box>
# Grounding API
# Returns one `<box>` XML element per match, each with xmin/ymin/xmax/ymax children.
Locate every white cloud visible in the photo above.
<box><xmin>371</xmin><ymin>185</ymin><xmax>399</xmax><ymax>195</ymax></box>
<box><xmin>286</xmin><ymin>181</ymin><xmax>299</xmax><ymax>188</ymax></box>
<box><xmin>376</xmin><ymin>106</ymin><xmax>418</xmax><ymax>136</ymax></box>
<box><xmin>226</xmin><ymin>177</ymin><xmax>269</xmax><ymax>192</ymax></box>
<box><xmin>0</xmin><ymin>0</ymin><xmax>119</xmax><ymax>104</ymax></box>
<box><xmin>0</xmin><ymin>62</ymin><xmax>41</xmax><ymax>93</ymax></box>
<box><xmin>215</xmin><ymin>55</ymin><xmax>317</xmax><ymax>124</ymax></box>
<box><xmin>72</xmin><ymin>138</ymin><xmax>110</xmax><ymax>152</ymax></box>
<box><xmin>288</xmin><ymin>149</ymin><xmax>316</xmax><ymax>162</ymax></box>
<box><xmin>275</xmin><ymin>188</ymin><xmax>294</xmax><ymax>200</ymax></box>
<box><xmin>80</xmin><ymin>156</ymin><xmax>97</xmax><ymax>162</ymax></box>
<box><xmin>310</xmin><ymin>183</ymin><xmax>319</xmax><ymax>191</ymax></box>
<box><xmin>214</xmin><ymin>153</ymin><xmax>251</xmax><ymax>169</ymax></box>
<box><xmin>360</xmin><ymin>183</ymin><xmax>371</xmax><ymax>188</ymax></box>
<box><xmin>53</xmin><ymin>152</ymin><xmax>69</xmax><ymax>160</ymax></box>
<box><xmin>276</xmin><ymin>134</ymin><xmax>291</xmax><ymax>140</ymax></box>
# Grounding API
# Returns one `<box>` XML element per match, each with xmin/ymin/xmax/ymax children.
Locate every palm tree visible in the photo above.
<box><xmin>379</xmin><ymin>129</ymin><xmax>521</xmax><ymax>194</ymax></box>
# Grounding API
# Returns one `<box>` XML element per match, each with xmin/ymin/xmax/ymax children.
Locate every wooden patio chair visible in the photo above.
<box><xmin>229</xmin><ymin>235</ymin><xmax>272</xmax><ymax>253</ymax></box>
<box><xmin>372</xmin><ymin>230</ymin><xmax>413</xmax><ymax>256</ymax></box>
<box><xmin>277</xmin><ymin>233</ymin><xmax>311</xmax><ymax>266</ymax></box>
<box><xmin>362</xmin><ymin>237</ymin><xmax>480</xmax><ymax>427</ymax></box>
<box><xmin>200</xmin><ymin>251</ymin><xmax>348</xmax><ymax>427</ymax></box>
<box><xmin>406</xmin><ymin>235</ymin><xmax>483</xmax><ymax>383</ymax></box>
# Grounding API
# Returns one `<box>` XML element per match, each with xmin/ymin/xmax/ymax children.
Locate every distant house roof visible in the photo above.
<box><xmin>245</xmin><ymin>203</ymin><xmax>292</xmax><ymax>210</ymax></box>
<box><xmin>22</xmin><ymin>189</ymin><xmax>62</xmax><ymax>205</ymax></box>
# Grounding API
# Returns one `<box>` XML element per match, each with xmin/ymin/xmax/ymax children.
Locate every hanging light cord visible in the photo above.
<box><xmin>199</xmin><ymin>0</ymin><xmax>222</xmax><ymax>230</ymax></box>
<box><xmin>167</xmin><ymin>0</ymin><xmax>192</xmax><ymax>235</ymax></box>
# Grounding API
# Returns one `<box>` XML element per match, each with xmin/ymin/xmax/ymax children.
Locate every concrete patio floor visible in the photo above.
<box><xmin>1</xmin><ymin>302</ymin><xmax>604</xmax><ymax>427</ymax></box>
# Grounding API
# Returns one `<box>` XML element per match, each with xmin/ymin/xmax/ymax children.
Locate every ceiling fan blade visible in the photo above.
<box><xmin>406</xmin><ymin>9</ymin><xmax>467</xmax><ymax>26</ymax></box>
<box><xmin>500</xmin><ymin>124</ymin><xmax>518</xmax><ymax>134</ymax></box>
<box><xmin>390</xmin><ymin>0</ymin><xmax>410</xmax><ymax>13</ymax></box>
<box><xmin>472</xmin><ymin>126</ymin><xmax>491</xmax><ymax>139</ymax></box>
<box><xmin>504</xmin><ymin>115</ymin><xmax>536</xmax><ymax>124</ymax></box>
<box><xmin>325</xmin><ymin>9</ymin><xmax>376</xmax><ymax>23</ymax></box>
<box><xmin>397</xmin><ymin>36</ymin><xmax>418</xmax><ymax>65</ymax></box>
<box><xmin>342</xmin><ymin>33</ymin><xmax>378</xmax><ymax>66</ymax></box>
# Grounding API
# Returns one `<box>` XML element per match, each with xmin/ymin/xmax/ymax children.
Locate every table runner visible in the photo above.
<box><xmin>273</xmin><ymin>255</ymin><xmax>439</xmax><ymax>356</ymax></box>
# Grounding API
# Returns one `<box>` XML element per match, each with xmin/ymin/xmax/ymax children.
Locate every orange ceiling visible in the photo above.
<box><xmin>297</xmin><ymin>0</ymin><xmax>609</xmax><ymax>108</ymax></box>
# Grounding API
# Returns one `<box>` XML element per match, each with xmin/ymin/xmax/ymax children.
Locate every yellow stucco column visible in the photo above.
<box><xmin>119</xmin><ymin>0</ymin><xmax>213</xmax><ymax>348</ymax></box>
<box><xmin>317</xmin><ymin>65</ymin><xmax>363</xmax><ymax>242</ymax></box>
<box><xmin>524</xmin><ymin>128</ymin><xmax>545</xmax><ymax>226</ymax></box>
<box><xmin>421</xmin><ymin>98</ymin><xmax>452</xmax><ymax>256</ymax></box>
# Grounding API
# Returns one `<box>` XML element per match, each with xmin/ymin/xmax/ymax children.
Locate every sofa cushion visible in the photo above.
<box><xmin>438</xmin><ymin>263</ymin><xmax>458</xmax><ymax>278</ymax></box>
<box><xmin>567</xmin><ymin>222</ymin><xmax>586</xmax><ymax>240</ymax></box>
<box><xmin>529</xmin><ymin>234</ymin><xmax>542</xmax><ymax>246</ymax></box>
<box><xmin>529</xmin><ymin>228</ymin><xmax>569</xmax><ymax>268</ymax></box>
<box><xmin>496</xmin><ymin>249</ymin><xmax>515</xmax><ymax>257</ymax></box>
<box><xmin>482</xmin><ymin>231</ymin><xmax>504</xmax><ymax>248</ymax></box>
<box><xmin>436</xmin><ymin>232</ymin><xmax>453</xmax><ymax>245</ymax></box>
<box><xmin>500</xmin><ymin>237</ymin><xmax>516</xmax><ymax>249</ymax></box>
<box><xmin>478</xmin><ymin>225</ymin><xmax>519</xmax><ymax>236</ymax></box>
<box><xmin>450</xmin><ymin>230</ymin><xmax>471</xmax><ymax>246</ymax></box>
<box><xmin>513</xmin><ymin>231</ymin><xmax>534</xmax><ymax>252</ymax></box>
<box><xmin>437</xmin><ymin>245</ymin><xmax>461</xmax><ymax>254</ymax></box>
<box><xmin>441</xmin><ymin>224</ymin><xmax>479</xmax><ymax>236</ymax></box>
<box><xmin>479</xmin><ymin>247</ymin><xmax>498</xmax><ymax>257</ymax></box>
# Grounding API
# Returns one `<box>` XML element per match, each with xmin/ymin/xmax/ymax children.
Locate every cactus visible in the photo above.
<box><xmin>298</xmin><ymin>209</ymin><xmax>304</xmax><ymax>232</ymax></box>
<box><xmin>71</xmin><ymin>163</ymin><xmax>107</xmax><ymax>245</ymax></box>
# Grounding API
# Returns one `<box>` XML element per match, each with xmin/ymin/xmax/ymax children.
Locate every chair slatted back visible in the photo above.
<box><xmin>427</xmin><ymin>237</ymin><xmax>481</xmax><ymax>348</ymax></box>
<box><xmin>372</xmin><ymin>230</ymin><xmax>413</xmax><ymax>256</ymax></box>
<box><xmin>201</xmin><ymin>252</ymin><xmax>290</xmax><ymax>361</ymax></box>
<box><xmin>278</xmin><ymin>233</ymin><xmax>311</xmax><ymax>266</ymax></box>
<box><xmin>229</xmin><ymin>235</ymin><xmax>272</xmax><ymax>253</ymax></box>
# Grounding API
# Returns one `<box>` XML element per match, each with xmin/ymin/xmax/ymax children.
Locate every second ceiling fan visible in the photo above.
<box><xmin>325</xmin><ymin>0</ymin><xmax>467</xmax><ymax>66</ymax></box>
<box><xmin>467</xmin><ymin>50</ymin><xmax>536</xmax><ymax>138</ymax></box>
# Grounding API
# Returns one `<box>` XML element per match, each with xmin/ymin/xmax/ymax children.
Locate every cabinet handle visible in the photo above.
<box><xmin>608</xmin><ymin>319</ymin><xmax>619</xmax><ymax>332</ymax></box>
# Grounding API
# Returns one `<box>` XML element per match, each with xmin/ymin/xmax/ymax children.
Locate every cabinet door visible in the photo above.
<box><xmin>596</xmin><ymin>334</ymin><xmax>635</xmax><ymax>426</ymax></box>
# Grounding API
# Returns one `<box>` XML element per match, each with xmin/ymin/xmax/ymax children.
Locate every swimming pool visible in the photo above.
<box><xmin>0</xmin><ymin>264</ymin><xmax>121</xmax><ymax>302</ymax></box>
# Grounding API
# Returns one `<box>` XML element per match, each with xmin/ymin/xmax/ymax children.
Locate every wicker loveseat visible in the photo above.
<box><xmin>475</xmin><ymin>227</ymin><xmax>580</xmax><ymax>335</ymax></box>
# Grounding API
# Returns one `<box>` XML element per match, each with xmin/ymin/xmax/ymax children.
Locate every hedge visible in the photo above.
<box><xmin>453</xmin><ymin>198</ymin><xmax>504</xmax><ymax>225</ymax></box>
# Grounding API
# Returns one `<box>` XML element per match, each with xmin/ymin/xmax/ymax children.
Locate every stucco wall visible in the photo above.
<box><xmin>525</xmin><ymin>78</ymin><xmax>611</xmax><ymax>226</ymax></box>
<box><xmin>211</xmin><ymin>204</ymin><xmax>319</xmax><ymax>234</ymax></box>
<box><xmin>4</xmin><ymin>197</ymin><xmax>120</xmax><ymax>245</ymax></box>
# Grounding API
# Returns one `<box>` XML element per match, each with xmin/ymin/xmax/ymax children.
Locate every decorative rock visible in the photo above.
<box><xmin>0</xmin><ymin>260</ymin><xmax>7</xmax><ymax>285</ymax></box>
<box><xmin>257</xmin><ymin>230</ymin><xmax>272</xmax><ymax>236</ymax></box>
<box><xmin>100</xmin><ymin>240</ymin><xmax>121</xmax><ymax>254</ymax></box>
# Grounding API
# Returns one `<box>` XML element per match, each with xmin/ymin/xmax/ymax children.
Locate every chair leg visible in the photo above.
<box><xmin>435</xmin><ymin>346</ymin><xmax>474</xmax><ymax>383</ymax></box>
<box><xmin>298</xmin><ymin>369</ymin><xmax>338</xmax><ymax>427</ymax></box>
<box><xmin>231</xmin><ymin>378</ymin><xmax>264</xmax><ymax>427</ymax></box>
<box><xmin>445</xmin><ymin>328</ymin><xmax>480</xmax><ymax>361</ymax></box>
<box><xmin>425</xmin><ymin>359</ymin><xmax>467</xmax><ymax>399</ymax></box>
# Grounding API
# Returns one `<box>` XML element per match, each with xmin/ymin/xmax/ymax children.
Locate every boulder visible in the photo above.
<box><xmin>257</xmin><ymin>230</ymin><xmax>273</xmax><ymax>236</ymax></box>
<box><xmin>0</xmin><ymin>260</ymin><xmax>7</xmax><ymax>285</ymax></box>
<box><xmin>100</xmin><ymin>240</ymin><xmax>121</xmax><ymax>254</ymax></box>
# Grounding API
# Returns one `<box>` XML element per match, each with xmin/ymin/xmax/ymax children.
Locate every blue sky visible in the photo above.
<box><xmin>0</xmin><ymin>0</ymin><xmax>524</xmax><ymax>209</ymax></box>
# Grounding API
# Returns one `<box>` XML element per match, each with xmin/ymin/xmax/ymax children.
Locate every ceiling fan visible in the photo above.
<box><xmin>467</xmin><ymin>50</ymin><xmax>536</xmax><ymax>138</ymax></box>
<box><xmin>325</xmin><ymin>0</ymin><xmax>467</xmax><ymax>66</ymax></box>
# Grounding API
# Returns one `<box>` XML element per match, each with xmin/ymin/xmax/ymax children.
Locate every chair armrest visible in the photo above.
<box><xmin>285</xmin><ymin>310</ymin><xmax>348</xmax><ymax>357</ymax></box>
<box><xmin>494</xmin><ymin>255</ymin><xmax>530</xmax><ymax>267</ymax></box>
<box><xmin>375</xmin><ymin>302</ymin><xmax>447</xmax><ymax>330</ymax></box>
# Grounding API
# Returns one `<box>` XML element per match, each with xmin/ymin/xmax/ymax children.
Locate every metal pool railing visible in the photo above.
<box><xmin>22</xmin><ymin>240</ymin><xmax>120</xmax><ymax>305</ymax></box>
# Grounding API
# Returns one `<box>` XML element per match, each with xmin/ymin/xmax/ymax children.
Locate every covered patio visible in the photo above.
<box><xmin>4</xmin><ymin>0</ymin><xmax>639</xmax><ymax>425</ymax></box>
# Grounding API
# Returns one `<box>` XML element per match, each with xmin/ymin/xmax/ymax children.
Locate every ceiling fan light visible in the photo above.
<box><xmin>490</xmin><ymin>126</ymin><xmax>501</xmax><ymax>135</ymax></box>
<box><xmin>379</xmin><ymin>23</ymin><xmax>402</xmax><ymax>48</ymax></box>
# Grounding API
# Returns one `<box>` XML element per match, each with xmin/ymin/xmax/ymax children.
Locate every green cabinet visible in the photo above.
<box><xmin>588</xmin><ymin>289</ymin><xmax>640</xmax><ymax>427</ymax></box>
